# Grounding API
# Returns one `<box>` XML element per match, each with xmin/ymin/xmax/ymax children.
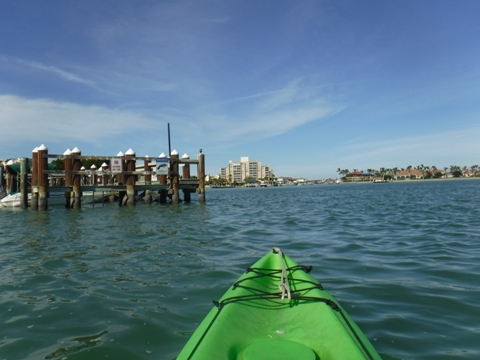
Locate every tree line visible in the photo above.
<box><xmin>337</xmin><ymin>164</ymin><xmax>480</xmax><ymax>180</ymax></box>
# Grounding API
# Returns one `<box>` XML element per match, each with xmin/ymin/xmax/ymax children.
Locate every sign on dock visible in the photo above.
<box><xmin>111</xmin><ymin>158</ymin><xmax>123</xmax><ymax>173</ymax></box>
<box><xmin>156</xmin><ymin>158</ymin><xmax>168</xmax><ymax>175</ymax></box>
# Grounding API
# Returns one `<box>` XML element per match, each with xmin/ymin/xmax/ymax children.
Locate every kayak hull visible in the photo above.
<box><xmin>177</xmin><ymin>248</ymin><xmax>382</xmax><ymax>360</ymax></box>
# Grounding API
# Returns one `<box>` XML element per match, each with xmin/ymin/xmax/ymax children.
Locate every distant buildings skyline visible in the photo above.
<box><xmin>220</xmin><ymin>157</ymin><xmax>274</xmax><ymax>183</ymax></box>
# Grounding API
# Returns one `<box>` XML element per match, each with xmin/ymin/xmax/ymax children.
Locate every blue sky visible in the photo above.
<box><xmin>1</xmin><ymin>1</ymin><xmax>479</xmax><ymax>179</ymax></box>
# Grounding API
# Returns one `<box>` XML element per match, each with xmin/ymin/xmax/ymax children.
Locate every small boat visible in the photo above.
<box><xmin>0</xmin><ymin>193</ymin><xmax>30</xmax><ymax>207</ymax></box>
<box><xmin>177</xmin><ymin>248</ymin><xmax>382</xmax><ymax>360</ymax></box>
<box><xmin>0</xmin><ymin>192</ymin><xmax>66</xmax><ymax>207</ymax></box>
<box><xmin>0</xmin><ymin>191</ymin><xmax>113</xmax><ymax>207</ymax></box>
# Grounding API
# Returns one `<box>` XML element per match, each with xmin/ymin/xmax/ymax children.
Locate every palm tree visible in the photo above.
<box><xmin>472</xmin><ymin>165</ymin><xmax>479</xmax><ymax>176</ymax></box>
<box><xmin>422</xmin><ymin>165</ymin><xmax>430</xmax><ymax>178</ymax></box>
<box><xmin>379</xmin><ymin>167</ymin><xmax>386</xmax><ymax>180</ymax></box>
<box><xmin>450</xmin><ymin>165</ymin><xmax>459</xmax><ymax>173</ymax></box>
<box><xmin>392</xmin><ymin>167</ymin><xmax>399</xmax><ymax>180</ymax></box>
<box><xmin>406</xmin><ymin>165</ymin><xmax>413</xmax><ymax>180</ymax></box>
<box><xmin>366</xmin><ymin>168</ymin><xmax>374</xmax><ymax>181</ymax></box>
<box><xmin>450</xmin><ymin>165</ymin><xmax>462</xmax><ymax>177</ymax></box>
<box><xmin>337</xmin><ymin>168</ymin><xmax>350</xmax><ymax>179</ymax></box>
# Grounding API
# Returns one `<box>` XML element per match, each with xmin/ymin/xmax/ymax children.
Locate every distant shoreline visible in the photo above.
<box><xmin>205</xmin><ymin>177</ymin><xmax>480</xmax><ymax>188</ymax></box>
<box><xmin>340</xmin><ymin>177</ymin><xmax>480</xmax><ymax>184</ymax></box>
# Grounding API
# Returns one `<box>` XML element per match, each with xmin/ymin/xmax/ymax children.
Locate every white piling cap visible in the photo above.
<box><xmin>64</xmin><ymin>148</ymin><xmax>72</xmax><ymax>156</ymax></box>
<box><xmin>125</xmin><ymin>148</ymin><xmax>135</xmax><ymax>155</ymax></box>
<box><xmin>182</xmin><ymin>153</ymin><xmax>189</xmax><ymax>159</ymax></box>
<box><xmin>38</xmin><ymin>144</ymin><xmax>47</xmax><ymax>151</ymax></box>
<box><xmin>32</xmin><ymin>147</ymin><xmax>39</xmax><ymax>153</ymax></box>
<box><xmin>71</xmin><ymin>147</ymin><xmax>81</xmax><ymax>153</ymax></box>
<box><xmin>171</xmin><ymin>149</ymin><xmax>178</xmax><ymax>156</ymax></box>
<box><xmin>101</xmin><ymin>162</ymin><xmax>108</xmax><ymax>168</ymax></box>
<box><xmin>117</xmin><ymin>151</ymin><xmax>124</xmax><ymax>156</ymax></box>
<box><xmin>80</xmin><ymin>166</ymin><xmax>86</xmax><ymax>170</ymax></box>
<box><xmin>158</xmin><ymin>152</ymin><xmax>166</xmax><ymax>158</ymax></box>
<box><xmin>90</xmin><ymin>164</ymin><xmax>97</xmax><ymax>170</ymax></box>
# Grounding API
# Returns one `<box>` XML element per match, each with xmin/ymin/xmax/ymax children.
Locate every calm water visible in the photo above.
<box><xmin>1</xmin><ymin>180</ymin><xmax>479</xmax><ymax>360</ymax></box>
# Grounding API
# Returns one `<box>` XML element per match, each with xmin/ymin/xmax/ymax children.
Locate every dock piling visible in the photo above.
<box><xmin>124</xmin><ymin>148</ymin><xmax>136</xmax><ymax>206</ymax></box>
<box><xmin>182</xmin><ymin>153</ymin><xmax>191</xmax><ymax>202</ymax></box>
<box><xmin>170</xmin><ymin>150</ymin><xmax>179</xmax><ymax>204</ymax></box>
<box><xmin>31</xmin><ymin>147</ymin><xmax>38</xmax><ymax>210</ymax></box>
<box><xmin>144</xmin><ymin>156</ymin><xmax>152</xmax><ymax>203</ymax></box>
<box><xmin>197</xmin><ymin>153</ymin><xmax>206</xmax><ymax>203</ymax></box>
<box><xmin>20</xmin><ymin>158</ymin><xmax>28</xmax><ymax>208</ymax></box>
<box><xmin>158</xmin><ymin>152</ymin><xmax>168</xmax><ymax>203</ymax></box>
<box><xmin>64</xmin><ymin>149</ymin><xmax>72</xmax><ymax>208</ymax></box>
<box><xmin>37</xmin><ymin>144</ymin><xmax>48</xmax><ymax>210</ymax></box>
<box><xmin>71</xmin><ymin>147</ymin><xmax>82</xmax><ymax>208</ymax></box>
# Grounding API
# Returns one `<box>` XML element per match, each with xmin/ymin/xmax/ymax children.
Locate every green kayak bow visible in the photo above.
<box><xmin>177</xmin><ymin>248</ymin><xmax>382</xmax><ymax>360</ymax></box>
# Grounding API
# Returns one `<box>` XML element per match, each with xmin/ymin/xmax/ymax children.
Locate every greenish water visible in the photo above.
<box><xmin>1</xmin><ymin>180</ymin><xmax>479</xmax><ymax>359</ymax></box>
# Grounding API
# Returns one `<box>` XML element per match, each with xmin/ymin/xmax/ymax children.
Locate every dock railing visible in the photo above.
<box><xmin>16</xmin><ymin>146</ymin><xmax>206</xmax><ymax>210</ymax></box>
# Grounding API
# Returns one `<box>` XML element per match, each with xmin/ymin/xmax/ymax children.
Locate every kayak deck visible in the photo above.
<box><xmin>177</xmin><ymin>248</ymin><xmax>382</xmax><ymax>360</ymax></box>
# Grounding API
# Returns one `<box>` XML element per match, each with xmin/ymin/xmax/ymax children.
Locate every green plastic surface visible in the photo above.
<box><xmin>176</xmin><ymin>249</ymin><xmax>382</xmax><ymax>360</ymax></box>
<box><xmin>243</xmin><ymin>339</ymin><xmax>316</xmax><ymax>360</ymax></box>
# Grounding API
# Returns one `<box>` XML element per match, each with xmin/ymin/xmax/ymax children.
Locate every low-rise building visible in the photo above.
<box><xmin>396</xmin><ymin>169</ymin><xmax>424</xmax><ymax>179</ymax></box>
<box><xmin>345</xmin><ymin>171</ymin><xmax>375</xmax><ymax>182</ymax></box>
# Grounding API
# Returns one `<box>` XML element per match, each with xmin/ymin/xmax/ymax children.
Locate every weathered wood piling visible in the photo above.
<box><xmin>182</xmin><ymin>153</ymin><xmax>191</xmax><ymax>202</ymax></box>
<box><xmin>37</xmin><ymin>144</ymin><xmax>48</xmax><ymax>210</ymax></box>
<box><xmin>124</xmin><ymin>148</ymin><xmax>136</xmax><ymax>206</ymax></box>
<box><xmin>71</xmin><ymin>147</ymin><xmax>82</xmax><ymax>209</ymax></box>
<box><xmin>64</xmin><ymin>148</ymin><xmax>72</xmax><ymax>208</ymax></box>
<box><xmin>31</xmin><ymin>148</ymin><xmax>38</xmax><ymax>210</ymax></box>
<box><xmin>20</xmin><ymin>158</ymin><xmax>28</xmax><ymax>209</ymax></box>
<box><xmin>144</xmin><ymin>156</ymin><xmax>152</xmax><ymax>204</ymax></box>
<box><xmin>197</xmin><ymin>152</ymin><xmax>206</xmax><ymax>203</ymax></box>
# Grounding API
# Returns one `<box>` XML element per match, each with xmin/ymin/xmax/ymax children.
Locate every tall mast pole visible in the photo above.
<box><xmin>168</xmin><ymin>123</ymin><xmax>172</xmax><ymax>156</ymax></box>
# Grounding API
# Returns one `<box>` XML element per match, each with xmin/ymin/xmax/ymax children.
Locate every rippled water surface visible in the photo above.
<box><xmin>1</xmin><ymin>180</ymin><xmax>479</xmax><ymax>359</ymax></box>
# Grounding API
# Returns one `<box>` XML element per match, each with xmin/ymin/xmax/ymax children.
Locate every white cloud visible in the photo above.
<box><xmin>333</xmin><ymin>127</ymin><xmax>480</xmax><ymax>170</ymax></box>
<box><xmin>0</xmin><ymin>95</ymin><xmax>152</xmax><ymax>147</ymax></box>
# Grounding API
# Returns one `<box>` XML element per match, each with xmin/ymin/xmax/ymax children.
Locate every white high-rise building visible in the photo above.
<box><xmin>220</xmin><ymin>157</ymin><xmax>274</xmax><ymax>183</ymax></box>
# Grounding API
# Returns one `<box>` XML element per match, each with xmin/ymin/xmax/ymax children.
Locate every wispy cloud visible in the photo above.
<box><xmin>14</xmin><ymin>58</ymin><xmax>97</xmax><ymax>87</ymax></box>
<box><xmin>205</xmin><ymin>80</ymin><xmax>342</xmax><ymax>143</ymax></box>
<box><xmin>227</xmin><ymin>79</ymin><xmax>306</xmax><ymax>111</ymax></box>
<box><xmin>224</xmin><ymin>103</ymin><xmax>335</xmax><ymax>142</ymax></box>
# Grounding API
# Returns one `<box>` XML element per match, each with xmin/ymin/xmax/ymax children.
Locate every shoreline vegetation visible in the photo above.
<box><xmin>338</xmin><ymin>176</ymin><xmax>480</xmax><ymax>185</ymax></box>
<box><xmin>337</xmin><ymin>164</ymin><xmax>479</xmax><ymax>183</ymax></box>
<box><xmin>205</xmin><ymin>176</ymin><xmax>480</xmax><ymax>189</ymax></box>
<box><xmin>207</xmin><ymin>164</ymin><xmax>480</xmax><ymax>188</ymax></box>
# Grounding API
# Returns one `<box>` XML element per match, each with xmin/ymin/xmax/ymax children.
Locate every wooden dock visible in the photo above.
<box><xmin>2</xmin><ymin>145</ymin><xmax>205</xmax><ymax>210</ymax></box>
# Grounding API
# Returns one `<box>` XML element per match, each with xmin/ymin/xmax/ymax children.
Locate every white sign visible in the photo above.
<box><xmin>156</xmin><ymin>158</ymin><xmax>168</xmax><ymax>175</ymax></box>
<box><xmin>110</xmin><ymin>158</ymin><xmax>123</xmax><ymax>173</ymax></box>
